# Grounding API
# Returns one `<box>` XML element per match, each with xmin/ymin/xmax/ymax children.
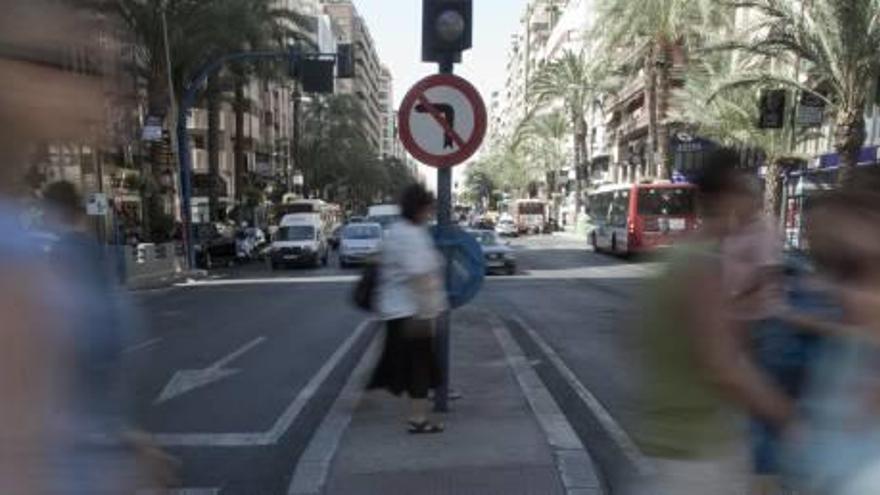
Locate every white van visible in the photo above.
<box><xmin>269</xmin><ymin>214</ymin><xmax>329</xmax><ymax>269</ymax></box>
<box><xmin>366</xmin><ymin>204</ymin><xmax>401</xmax><ymax>231</ymax></box>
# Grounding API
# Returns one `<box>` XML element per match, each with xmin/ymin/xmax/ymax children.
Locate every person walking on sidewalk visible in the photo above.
<box><xmin>369</xmin><ymin>184</ymin><xmax>448</xmax><ymax>434</ymax></box>
<box><xmin>628</xmin><ymin>149</ymin><xmax>793</xmax><ymax>495</ymax></box>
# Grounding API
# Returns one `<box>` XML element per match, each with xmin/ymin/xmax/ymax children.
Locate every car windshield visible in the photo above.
<box><xmin>343</xmin><ymin>225</ymin><xmax>381</xmax><ymax>240</ymax></box>
<box><xmin>277</xmin><ymin>226</ymin><xmax>315</xmax><ymax>241</ymax></box>
<box><xmin>473</xmin><ymin>231</ymin><xmax>499</xmax><ymax>246</ymax></box>
<box><xmin>637</xmin><ymin>187</ymin><xmax>695</xmax><ymax>216</ymax></box>
<box><xmin>368</xmin><ymin>215</ymin><xmax>399</xmax><ymax>229</ymax></box>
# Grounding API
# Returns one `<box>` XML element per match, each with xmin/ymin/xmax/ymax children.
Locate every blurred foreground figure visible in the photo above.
<box><xmin>785</xmin><ymin>167</ymin><xmax>880</xmax><ymax>495</ymax></box>
<box><xmin>0</xmin><ymin>1</ymin><xmax>169</xmax><ymax>492</ymax></box>
<box><xmin>369</xmin><ymin>184</ymin><xmax>448</xmax><ymax>434</ymax></box>
<box><xmin>627</xmin><ymin>149</ymin><xmax>793</xmax><ymax>495</ymax></box>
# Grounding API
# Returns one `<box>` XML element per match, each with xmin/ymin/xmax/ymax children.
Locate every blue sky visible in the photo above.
<box><xmin>352</xmin><ymin>0</ymin><xmax>527</xmax><ymax>187</ymax></box>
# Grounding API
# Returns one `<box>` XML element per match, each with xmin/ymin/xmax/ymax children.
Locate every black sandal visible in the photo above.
<box><xmin>407</xmin><ymin>420</ymin><xmax>444</xmax><ymax>434</ymax></box>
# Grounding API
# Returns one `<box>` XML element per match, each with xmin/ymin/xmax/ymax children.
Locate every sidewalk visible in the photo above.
<box><xmin>294</xmin><ymin>308</ymin><xmax>602</xmax><ymax>495</ymax></box>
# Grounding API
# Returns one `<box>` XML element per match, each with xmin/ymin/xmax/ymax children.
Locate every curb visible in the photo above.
<box><xmin>126</xmin><ymin>269</ymin><xmax>208</xmax><ymax>291</ymax></box>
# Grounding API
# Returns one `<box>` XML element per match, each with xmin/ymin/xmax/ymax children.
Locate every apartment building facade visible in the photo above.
<box><xmin>323</xmin><ymin>0</ymin><xmax>384</xmax><ymax>153</ymax></box>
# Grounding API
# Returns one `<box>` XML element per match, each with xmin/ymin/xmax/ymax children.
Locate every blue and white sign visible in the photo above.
<box><xmin>432</xmin><ymin>225</ymin><xmax>485</xmax><ymax>308</ymax></box>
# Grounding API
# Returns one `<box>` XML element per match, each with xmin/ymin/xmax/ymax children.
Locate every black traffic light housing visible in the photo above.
<box><xmin>758</xmin><ymin>89</ymin><xmax>787</xmax><ymax>129</ymax></box>
<box><xmin>422</xmin><ymin>0</ymin><xmax>473</xmax><ymax>63</ymax></box>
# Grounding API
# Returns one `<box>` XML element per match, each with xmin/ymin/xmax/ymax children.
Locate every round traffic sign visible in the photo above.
<box><xmin>431</xmin><ymin>225</ymin><xmax>485</xmax><ymax>308</ymax></box>
<box><xmin>399</xmin><ymin>74</ymin><xmax>487</xmax><ymax>168</ymax></box>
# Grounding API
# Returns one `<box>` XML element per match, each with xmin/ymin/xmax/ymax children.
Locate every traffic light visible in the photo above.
<box><xmin>758</xmin><ymin>89</ymin><xmax>786</xmax><ymax>129</ymax></box>
<box><xmin>422</xmin><ymin>0</ymin><xmax>472</xmax><ymax>63</ymax></box>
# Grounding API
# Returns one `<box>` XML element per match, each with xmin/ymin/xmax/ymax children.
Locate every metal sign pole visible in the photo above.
<box><xmin>434</xmin><ymin>56</ymin><xmax>454</xmax><ymax>413</ymax></box>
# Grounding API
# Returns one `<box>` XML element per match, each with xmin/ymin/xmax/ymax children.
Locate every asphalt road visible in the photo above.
<box><xmin>128</xmin><ymin>233</ymin><xmax>661</xmax><ymax>494</ymax></box>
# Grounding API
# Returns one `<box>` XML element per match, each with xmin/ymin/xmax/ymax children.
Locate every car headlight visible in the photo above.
<box><xmin>503</xmin><ymin>252</ymin><xmax>516</xmax><ymax>260</ymax></box>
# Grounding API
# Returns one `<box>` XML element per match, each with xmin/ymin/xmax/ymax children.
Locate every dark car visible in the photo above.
<box><xmin>469</xmin><ymin>229</ymin><xmax>516</xmax><ymax>275</ymax></box>
<box><xmin>193</xmin><ymin>224</ymin><xmax>237</xmax><ymax>269</ymax></box>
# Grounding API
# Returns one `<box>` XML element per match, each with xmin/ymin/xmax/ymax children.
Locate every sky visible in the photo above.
<box><xmin>352</xmin><ymin>0</ymin><xmax>528</xmax><ymax>190</ymax></box>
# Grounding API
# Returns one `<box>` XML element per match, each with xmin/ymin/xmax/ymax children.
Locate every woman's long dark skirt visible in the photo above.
<box><xmin>367</xmin><ymin>318</ymin><xmax>441</xmax><ymax>399</ymax></box>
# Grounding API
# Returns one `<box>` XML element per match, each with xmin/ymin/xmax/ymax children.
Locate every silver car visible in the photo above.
<box><xmin>339</xmin><ymin>223</ymin><xmax>383</xmax><ymax>268</ymax></box>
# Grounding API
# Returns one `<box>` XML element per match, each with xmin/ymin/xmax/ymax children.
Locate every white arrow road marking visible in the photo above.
<box><xmin>149</xmin><ymin>319</ymin><xmax>375</xmax><ymax>447</ymax></box>
<box><xmin>154</xmin><ymin>336</ymin><xmax>266</xmax><ymax>404</ymax></box>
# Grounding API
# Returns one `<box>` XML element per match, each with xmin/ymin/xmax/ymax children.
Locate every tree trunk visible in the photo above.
<box><xmin>573</xmin><ymin>116</ymin><xmax>587</xmax><ymax>222</ymax></box>
<box><xmin>234</xmin><ymin>74</ymin><xmax>247</xmax><ymax>218</ymax></box>
<box><xmin>656</xmin><ymin>42</ymin><xmax>672</xmax><ymax>181</ymax></box>
<box><xmin>763</xmin><ymin>157</ymin><xmax>782</xmax><ymax>218</ymax></box>
<box><xmin>643</xmin><ymin>43</ymin><xmax>658</xmax><ymax>180</ymax></box>
<box><xmin>834</xmin><ymin>105</ymin><xmax>867</xmax><ymax>187</ymax></box>
<box><xmin>142</xmin><ymin>64</ymin><xmax>170</xmax><ymax>240</ymax></box>
<box><xmin>207</xmin><ymin>73</ymin><xmax>221</xmax><ymax>222</ymax></box>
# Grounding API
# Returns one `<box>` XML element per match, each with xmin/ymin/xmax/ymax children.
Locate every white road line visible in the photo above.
<box><xmin>287</xmin><ymin>331</ymin><xmax>381</xmax><ymax>495</ymax></box>
<box><xmin>492</xmin><ymin>317</ymin><xmax>603</xmax><ymax>495</ymax></box>
<box><xmin>124</xmin><ymin>337</ymin><xmax>163</xmax><ymax>354</ymax></box>
<box><xmin>138</xmin><ymin>489</ymin><xmax>219</xmax><ymax>495</ymax></box>
<box><xmin>211</xmin><ymin>336</ymin><xmax>266</xmax><ymax>369</ymax></box>
<box><xmin>511</xmin><ymin>315</ymin><xmax>648</xmax><ymax>472</ymax></box>
<box><xmin>149</xmin><ymin>319</ymin><xmax>375</xmax><ymax>447</ymax></box>
<box><xmin>177</xmin><ymin>275</ymin><xmax>358</xmax><ymax>287</ymax></box>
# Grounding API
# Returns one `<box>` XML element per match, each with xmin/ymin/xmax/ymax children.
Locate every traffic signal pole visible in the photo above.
<box><xmin>434</xmin><ymin>56</ymin><xmax>455</xmax><ymax>413</ymax></box>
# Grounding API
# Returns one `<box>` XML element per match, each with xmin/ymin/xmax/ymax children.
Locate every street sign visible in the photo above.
<box><xmin>142</xmin><ymin>115</ymin><xmax>164</xmax><ymax>142</ymax></box>
<box><xmin>399</xmin><ymin>74</ymin><xmax>487</xmax><ymax>168</ymax></box>
<box><xmin>86</xmin><ymin>192</ymin><xmax>109</xmax><ymax>216</ymax></box>
<box><xmin>431</xmin><ymin>225</ymin><xmax>485</xmax><ymax>308</ymax></box>
<box><xmin>797</xmin><ymin>92</ymin><xmax>826</xmax><ymax>127</ymax></box>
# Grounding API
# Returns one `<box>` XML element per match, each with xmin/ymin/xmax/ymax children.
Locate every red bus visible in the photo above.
<box><xmin>587</xmin><ymin>183</ymin><xmax>698</xmax><ymax>256</ymax></box>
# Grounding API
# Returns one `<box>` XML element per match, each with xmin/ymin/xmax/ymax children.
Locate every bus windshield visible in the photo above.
<box><xmin>517</xmin><ymin>203</ymin><xmax>545</xmax><ymax>215</ymax></box>
<box><xmin>637</xmin><ymin>188</ymin><xmax>695</xmax><ymax>216</ymax></box>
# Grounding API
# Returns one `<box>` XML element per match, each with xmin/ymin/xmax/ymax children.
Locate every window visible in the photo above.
<box><xmin>277</xmin><ymin>226</ymin><xmax>315</xmax><ymax>241</ymax></box>
<box><xmin>609</xmin><ymin>190</ymin><xmax>630</xmax><ymax>228</ymax></box>
<box><xmin>637</xmin><ymin>188</ymin><xmax>695</xmax><ymax>216</ymax></box>
<box><xmin>342</xmin><ymin>225</ymin><xmax>381</xmax><ymax>240</ymax></box>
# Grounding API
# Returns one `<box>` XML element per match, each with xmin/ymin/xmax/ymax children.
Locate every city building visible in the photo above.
<box><xmin>378</xmin><ymin>65</ymin><xmax>397</xmax><ymax>159</ymax></box>
<box><xmin>323</xmin><ymin>0</ymin><xmax>384</xmax><ymax>153</ymax></box>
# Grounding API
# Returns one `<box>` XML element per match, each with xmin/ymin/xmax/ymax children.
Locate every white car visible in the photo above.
<box><xmin>496</xmin><ymin>219</ymin><xmax>518</xmax><ymax>237</ymax></box>
<box><xmin>339</xmin><ymin>223</ymin><xmax>382</xmax><ymax>268</ymax></box>
<box><xmin>269</xmin><ymin>215</ymin><xmax>329</xmax><ymax>269</ymax></box>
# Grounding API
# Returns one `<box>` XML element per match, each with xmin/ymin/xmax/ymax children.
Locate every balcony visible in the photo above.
<box><xmin>186</xmin><ymin>108</ymin><xmax>227</xmax><ymax>132</ymax></box>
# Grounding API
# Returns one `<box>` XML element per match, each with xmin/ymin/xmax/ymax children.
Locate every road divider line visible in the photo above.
<box><xmin>492</xmin><ymin>316</ymin><xmax>604</xmax><ymax>495</ymax></box>
<box><xmin>176</xmin><ymin>276</ymin><xmax>358</xmax><ymax>287</ymax></box>
<box><xmin>265</xmin><ymin>319</ymin><xmax>374</xmax><ymax>443</ymax></box>
<box><xmin>510</xmin><ymin>315</ymin><xmax>648</xmax><ymax>472</ymax></box>
<box><xmin>124</xmin><ymin>337</ymin><xmax>163</xmax><ymax>354</ymax></box>
<box><xmin>149</xmin><ymin>319</ymin><xmax>375</xmax><ymax>447</ymax></box>
<box><xmin>287</xmin><ymin>328</ymin><xmax>381</xmax><ymax>495</ymax></box>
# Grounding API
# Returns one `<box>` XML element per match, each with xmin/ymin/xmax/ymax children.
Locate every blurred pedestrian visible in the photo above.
<box><xmin>784</xmin><ymin>167</ymin><xmax>880</xmax><ymax>495</ymax></box>
<box><xmin>628</xmin><ymin>148</ymin><xmax>793</xmax><ymax>495</ymax></box>
<box><xmin>368</xmin><ymin>184</ymin><xmax>448</xmax><ymax>434</ymax></box>
<box><xmin>0</xmin><ymin>1</ymin><xmax>171</xmax><ymax>491</ymax></box>
<box><xmin>720</xmin><ymin>179</ymin><xmax>807</xmax><ymax>494</ymax></box>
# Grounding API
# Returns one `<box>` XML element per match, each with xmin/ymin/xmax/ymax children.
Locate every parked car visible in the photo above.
<box><xmin>339</xmin><ymin>223</ymin><xmax>382</xmax><ymax>268</ymax></box>
<box><xmin>496</xmin><ymin>218</ymin><xmax>518</xmax><ymax>237</ymax></box>
<box><xmin>193</xmin><ymin>223</ymin><xmax>237</xmax><ymax>269</ymax></box>
<box><xmin>469</xmin><ymin>229</ymin><xmax>516</xmax><ymax>275</ymax></box>
<box><xmin>268</xmin><ymin>214</ymin><xmax>329</xmax><ymax>269</ymax></box>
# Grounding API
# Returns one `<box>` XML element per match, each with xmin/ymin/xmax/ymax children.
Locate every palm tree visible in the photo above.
<box><xmin>720</xmin><ymin>0</ymin><xmax>880</xmax><ymax>185</ymax></box>
<box><xmin>673</xmin><ymin>52</ymin><xmax>817</xmax><ymax>216</ymax></box>
<box><xmin>529</xmin><ymin>50</ymin><xmax>614</xmax><ymax>218</ymax></box>
<box><xmin>514</xmin><ymin>111</ymin><xmax>571</xmax><ymax>217</ymax></box>
<box><xmin>594</xmin><ymin>0</ymin><xmax>731</xmax><ymax>179</ymax></box>
<box><xmin>91</xmin><ymin>0</ymin><xmax>216</xmax><ymax>238</ymax></box>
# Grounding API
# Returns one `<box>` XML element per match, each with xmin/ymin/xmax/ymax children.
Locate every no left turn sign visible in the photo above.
<box><xmin>398</xmin><ymin>74</ymin><xmax>487</xmax><ymax>168</ymax></box>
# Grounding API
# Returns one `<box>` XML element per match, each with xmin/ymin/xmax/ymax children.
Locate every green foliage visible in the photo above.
<box><xmin>720</xmin><ymin>0</ymin><xmax>880</xmax><ymax>181</ymax></box>
<box><xmin>298</xmin><ymin>94</ymin><xmax>415</xmax><ymax>211</ymax></box>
